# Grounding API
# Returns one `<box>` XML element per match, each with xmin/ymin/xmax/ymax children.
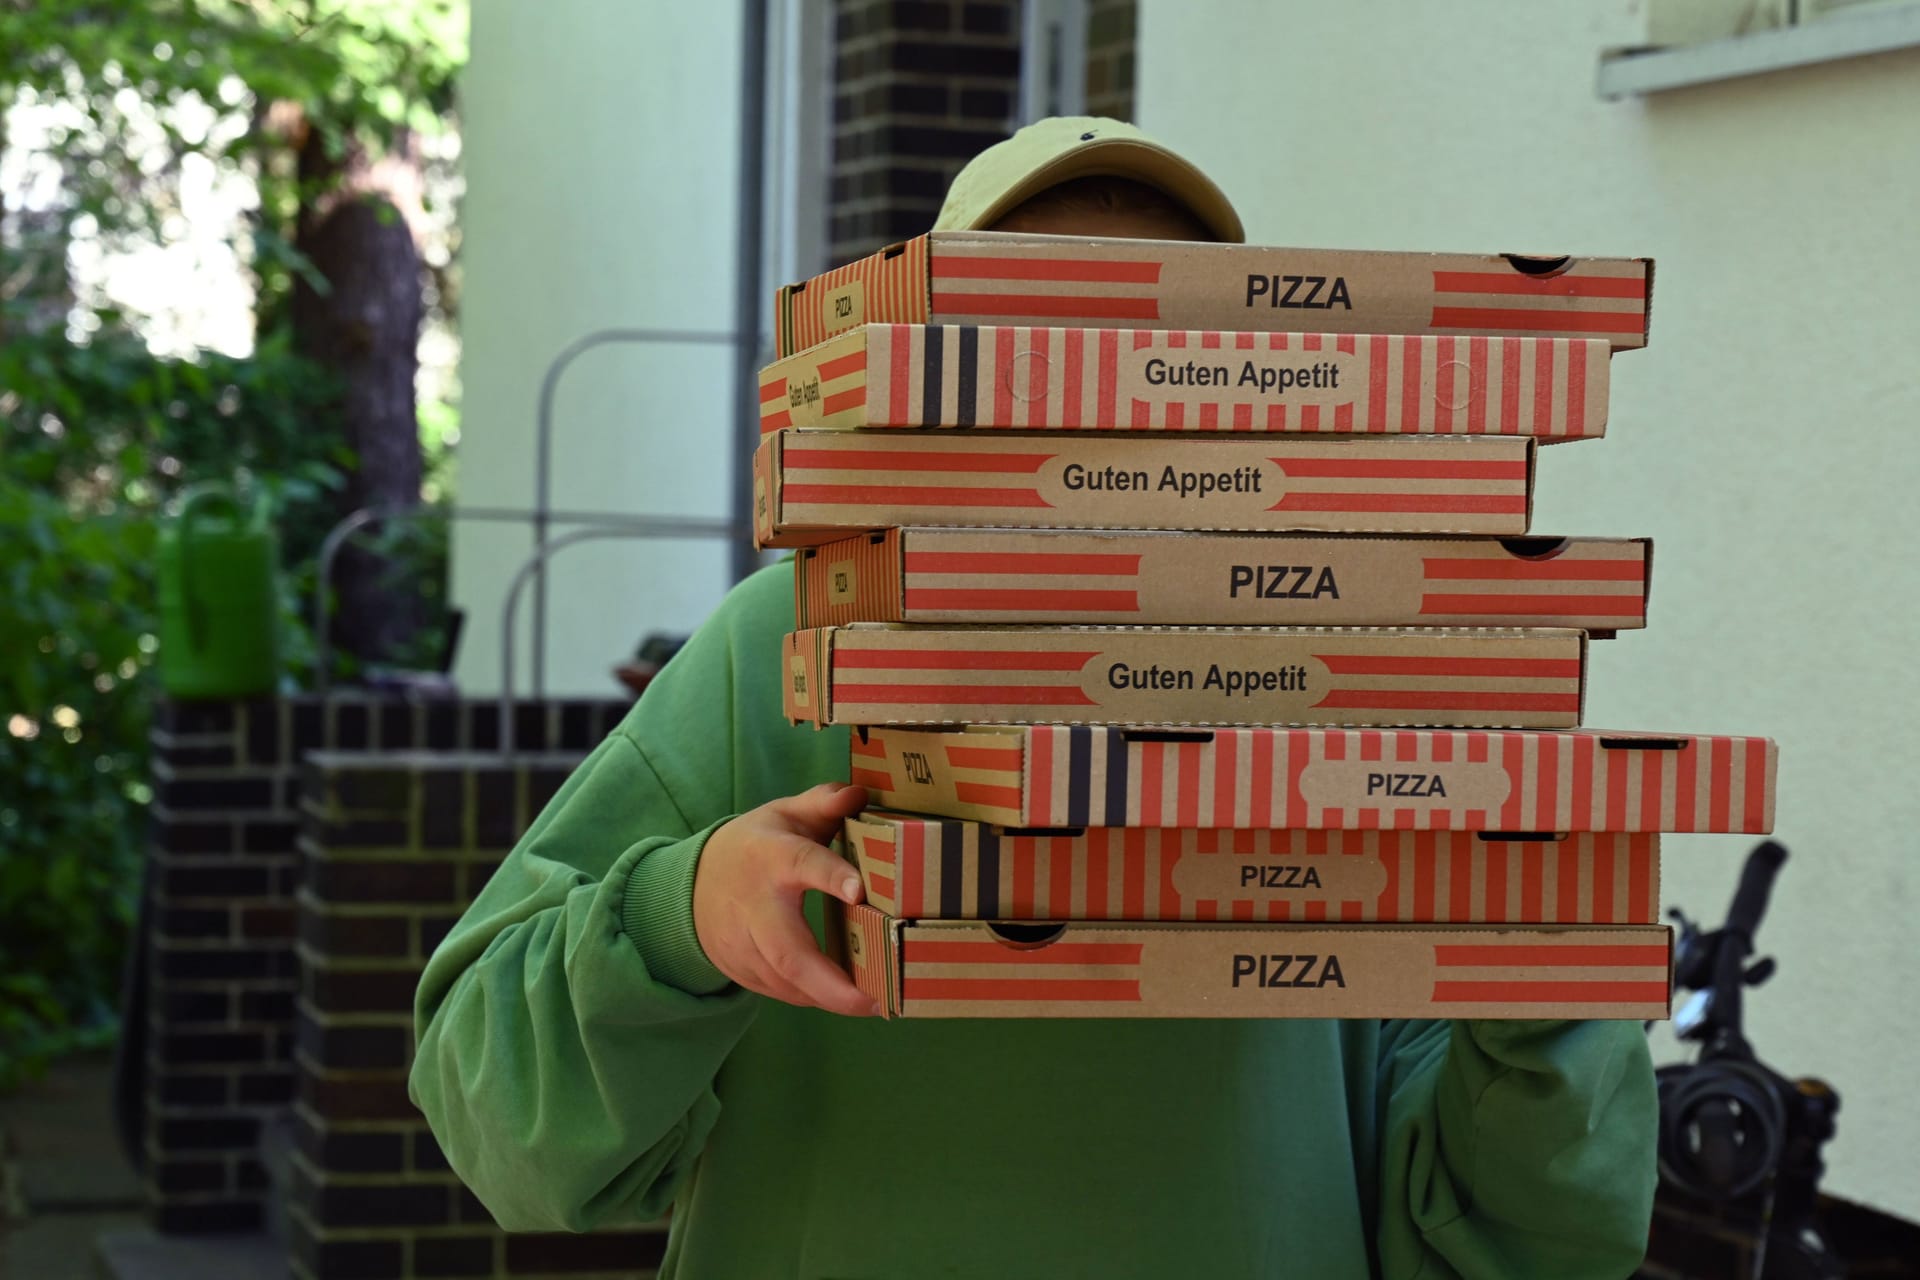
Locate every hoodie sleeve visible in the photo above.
<box><xmin>405</xmin><ymin>567</ymin><xmax>820</xmax><ymax>1233</ymax></box>
<box><xmin>1374</xmin><ymin>1018</ymin><xmax>1659</xmax><ymax>1279</ymax></box>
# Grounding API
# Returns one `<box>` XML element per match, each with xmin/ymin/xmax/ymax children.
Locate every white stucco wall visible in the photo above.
<box><xmin>453</xmin><ymin>0</ymin><xmax>746</xmax><ymax>698</ymax></box>
<box><xmin>1141</xmin><ymin>0</ymin><xmax>1920</xmax><ymax>1219</ymax></box>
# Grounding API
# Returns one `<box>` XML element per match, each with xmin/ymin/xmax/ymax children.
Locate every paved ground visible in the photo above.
<box><xmin>0</xmin><ymin>1054</ymin><xmax>282</xmax><ymax>1279</ymax></box>
<box><xmin>0</xmin><ymin>1054</ymin><xmax>144</xmax><ymax>1278</ymax></box>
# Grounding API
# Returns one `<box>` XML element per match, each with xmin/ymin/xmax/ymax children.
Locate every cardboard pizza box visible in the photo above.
<box><xmin>775</xmin><ymin>231</ymin><xmax>1653</xmax><ymax>356</ymax></box>
<box><xmin>759</xmin><ymin>324</ymin><xmax>1609</xmax><ymax>440</ymax></box>
<box><xmin>849</xmin><ymin>724</ymin><xmax>1776</xmax><ymax>833</ymax></box>
<box><xmin>795</xmin><ymin>528</ymin><xmax>1651</xmax><ymax>632</ymax></box>
<box><xmin>834</xmin><ymin>901</ymin><xmax>1672</xmax><ymax>1020</ymax></box>
<box><xmin>844</xmin><ymin>812</ymin><xmax>1661</xmax><ymax>925</ymax></box>
<box><xmin>753</xmin><ymin>429</ymin><xmax>1536</xmax><ymax>547</ymax></box>
<box><xmin>785</xmin><ymin>625</ymin><xmax>1586</xmax><ymax>730</ymax></box>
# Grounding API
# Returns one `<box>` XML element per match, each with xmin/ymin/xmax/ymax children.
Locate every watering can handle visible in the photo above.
<box><xmin>173</xmin><ymin>484</ymin><xmax>243</xmax><ymax>649</ymax></box>
<box><xmin>175</xmin><ymin>483</ymin><xmax>242</xmax><ymax>529</ymax></box>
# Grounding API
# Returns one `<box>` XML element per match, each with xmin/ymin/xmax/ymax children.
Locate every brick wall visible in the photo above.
<box><xmin>1083</xmin><ymin>0</ymin><xmax>1137</xmax><ymax>122</ymax></box>
<box><xmin>144</xmin><ymin>696</ymin><xmax>627</xmax><ymax>1236</ymax></box>
<box><xmin>292</xmin><ymin>751</ymin><xmax>665</xmax><ymax>1280</ymax></box>
<box><xmin>828</xmin><ymin>0</ymin><xmax>1022</xmax><ymax>265</ymax></box>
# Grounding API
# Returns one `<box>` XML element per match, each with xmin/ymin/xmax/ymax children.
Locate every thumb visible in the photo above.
<box><xmin>769</xmin><ymin>781</ymin><xmax>868</xmax><ymax>844</ymax></box>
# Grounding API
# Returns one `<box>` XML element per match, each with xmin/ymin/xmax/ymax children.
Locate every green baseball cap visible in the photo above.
<box><xmin>934</xmin><ymin>115</ymin><xmax>1245</xmax><ymax>243</ymax></box>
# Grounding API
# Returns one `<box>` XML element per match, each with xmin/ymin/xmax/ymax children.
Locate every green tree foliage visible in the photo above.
<box><xmin>0</xmin><ymin>0</ymin><xmax>464</xmax><ymax>1089</ymax></box>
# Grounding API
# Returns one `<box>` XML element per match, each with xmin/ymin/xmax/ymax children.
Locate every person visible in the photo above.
<box><xmin>410</xmin><ymin>117</ymin><xmax>1658</xmax><ymax>1279</ymax></box>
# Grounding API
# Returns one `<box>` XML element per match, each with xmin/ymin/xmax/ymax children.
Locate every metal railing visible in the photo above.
<box><xmin>528</xmin><ymin>328</ymin><xmax>751</xmax><ymax>699</ymax></box>
<box><xmin>311</xmin><ymin>504</ymin><xmax>745</xmax><ymax>715</ymax></box>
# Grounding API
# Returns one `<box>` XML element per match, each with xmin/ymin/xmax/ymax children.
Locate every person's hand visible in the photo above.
<box><xmin>691</xmin><ymin>782</ymin><xmax>879</xmax><ymax>1016</ymax></box>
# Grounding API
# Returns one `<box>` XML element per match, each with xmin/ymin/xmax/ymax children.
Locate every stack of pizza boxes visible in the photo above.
<box><xmin>754</xmin><ymin>230</ymin><xmax>1777</xmax><ymax>1020</ymax></box>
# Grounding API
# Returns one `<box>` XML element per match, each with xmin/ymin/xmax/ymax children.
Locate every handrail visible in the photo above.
<box><xmin>311</xmin><ymin>503</ymin><xmax>741</xmax><ymax>699</ymax></box>
<box><xmin>494</xmin><ymin>525</ymin><xmax>733</xmax><ymax>754</ymax></box>
<box><xmin>530</xmin><ymin>328</ymin><xmax>750</xmax><ymax>699</ymax></box>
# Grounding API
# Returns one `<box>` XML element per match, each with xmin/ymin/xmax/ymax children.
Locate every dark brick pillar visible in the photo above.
<box><xmin>146</xmin><ymin>698</ymin><xmax>305</xmax><ymax>1234</ymax></box>
<box><xmin>292</xmin><ymin>751</ymin><xmax>667</xmax><ymax>1279</ymax></box>
<box><xmin>144</xmin><ymin>696</ymin><xmax>627</xmax><ymax>1238</ymax></box>
<box><xmin>1083</xmin><ymin>0</ymin><xmax>1136</xmax><ymax>121</ymax></box>
<box><xmin>828</xmin><ymin>0</ymin><xmax>1023</xmax><ymax>265</ymax></box>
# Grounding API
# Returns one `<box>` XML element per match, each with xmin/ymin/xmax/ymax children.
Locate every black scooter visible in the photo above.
<box><xmin>1654</xmin><ymin>840</ymin><xmax>1844</xmax><ymax>1280</ymax></box>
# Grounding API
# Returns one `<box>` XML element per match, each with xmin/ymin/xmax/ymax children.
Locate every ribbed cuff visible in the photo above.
<box><xmin>621</xmin><ymin>824</ymin><xmax>733</xmax><ymax>996</ymax></box>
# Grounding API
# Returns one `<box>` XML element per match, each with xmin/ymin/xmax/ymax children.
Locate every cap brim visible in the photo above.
<box><xmin>965</xmin><ymin>137</ymin><xmax>1245</xmax><ymax>243</ymax></box>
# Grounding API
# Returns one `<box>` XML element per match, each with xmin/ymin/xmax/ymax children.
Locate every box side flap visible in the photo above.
<box><xmin>863</xmin><ymin>724</ymin><xmax>1031</xmax><ymax>825</ymax></box>
<box><xmin>782</xmin><ymin>628</ymin><xmax>831</xmax><ymax>727</ymax></box>
<box><xmin>758</xmin><ymin>327</ymin><xmax>872</xmax><ymax>433</ymax></box>
<box><xmin>778</xmin><ymin>236</ymin><xmax>932</xmax><ymax>356</ymax></box>
<box><xmin>796</xmin><ymin>530</ymin><xmax>905</xmax><ymax>628</ymax></box>
<box><xmin>752</xmin><ymin>433</ymin><xmax>780</xmax><ymax>550</ymax></box>
<box><xmin>842</xmin><ymin>814</ymin><xmax>902</xmax><ymax>916</ymax></box>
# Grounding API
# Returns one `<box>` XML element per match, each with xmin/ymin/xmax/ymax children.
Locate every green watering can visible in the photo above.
<box><xmin>157</xmin><ymin>483</ymin><xmax>281</xmax><ymax>699</ymax></box>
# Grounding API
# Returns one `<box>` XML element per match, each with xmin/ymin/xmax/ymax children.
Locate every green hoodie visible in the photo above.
<box><xmin>410</xmin><ymin>562</ymin><xmax>1657</xmax><ymax>1279</ymax></box>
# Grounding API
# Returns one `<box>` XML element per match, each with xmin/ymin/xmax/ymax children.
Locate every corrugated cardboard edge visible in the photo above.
<box><xmin>1760</xmin><ymin>738</ymin><xmax>1779</xmax><ymax>831</ymax></box>
<box><xmin>1574</xmin><ymin>631</ymin><xmax>1590</xmax><ymax>723</ymax></box>
<box><xmin>1641</xmin><ymin>259</ymin><xmax>1657</xmax><ymax>349</ymax></box>
<box><xmin>1522</xmin><ymin>438</ymin><xmax>1537</xmax><ymax>530</ymax></box>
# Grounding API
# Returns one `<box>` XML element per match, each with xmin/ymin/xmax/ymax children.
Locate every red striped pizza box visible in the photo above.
<box><xmin>850</xmin><ymin>724</ymin><xmax>1776</xmax><ymax>833</ymax></box>
<box><xmin>774</xmin><ymin>231</ymin><xmax>1653</xmax><ymax>358</ymax></box>
<box><xmin>795</xmin><ymin>528</ymin><xmax>1650</xmax><ymax>632</ymax></box>
<box><xmin>844</xmin><ymin>812</ymin><xmax>1661</xmax><ymax>925</ymax></box>
<box><xmin>834</xmin><ymin>901</ymin><xmax>1672</xmax><ymax>1020</ymax></box>
<box><xmin>784</xmin><ymin>625</ymin><xmax>1585</xmax><ymax>730</ymax></box>
<box><xmin>752</xmin><ymin>429</ymin><xmax>1535</xmax><ymax>549</ymax></box>
<box><xmin>759</xmin><ymin>325</ymin><xmax>1610</xmax><ymax>441</ymax></box>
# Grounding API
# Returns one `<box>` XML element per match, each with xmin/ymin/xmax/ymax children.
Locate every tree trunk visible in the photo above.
<box><xmin>291</xmin><ymin>130</ymin><xmax>426</xmax><ymax>671</ymax></box>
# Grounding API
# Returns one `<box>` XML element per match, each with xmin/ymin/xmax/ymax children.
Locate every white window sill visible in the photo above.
<box><xmin>1597</xmin><ymin>3</ymin><xmax>1920</xmax><ymax>98</ymax></box>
